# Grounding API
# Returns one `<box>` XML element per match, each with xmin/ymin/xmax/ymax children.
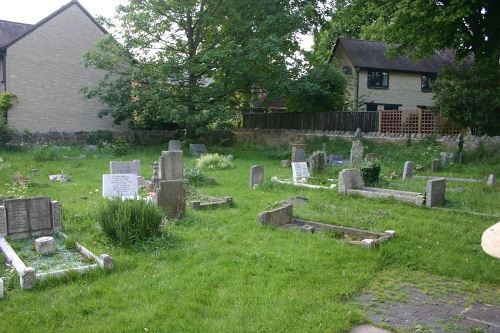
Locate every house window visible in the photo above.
<box><xmin>366</xmin><ymin>103</ymin><xmax>378</xmax><ymax>111</ymax></box>
<box><xmin>368</xmin><ymin>70</ymin><xmax>389</xmax><ymax>88</ymax></box>
<box><xmin>421</xmin><ymin>74</ymin><xmax>436</xmax><ymax>91</ymax></box>
<box><xmin>383</xmin><ymin>104</ymin><xmax>400</xmax><ymax>111</ymax></box>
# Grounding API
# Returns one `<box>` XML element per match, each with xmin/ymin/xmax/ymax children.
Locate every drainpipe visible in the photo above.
<box><xmin>355</xmin><ymin>67</ymin><xmax>360</xmax><ymax>111</ymax></box>
<box><xmin>0</xmin><ymin>49</ymin><xmax>6</xmax><ymax>92</ymax></box>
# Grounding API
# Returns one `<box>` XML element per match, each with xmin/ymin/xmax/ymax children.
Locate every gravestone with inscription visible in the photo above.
<box><xmin>0</xmin><ymin>197</ymin><xmax>62</xmax><ymax>239</ymax></box>
<box><xmin>189</xmin><ymin>144</ymin><xmax>208</xmax><ymax>156</ymax></box>
<box><xmin>102</xmin><ymin>174</ymin><xmax>138</xmax><ymax>199</ymax></box>
<box><xmin>291</xmin><ymin>144</ymin><xmax>306</xmax><ymax>163</ymax></box>
<box><xmin>110</xmin><ymin>160</ymin><xmax>145</xmax><ymax>186</ymax></box>
<box><xmin>292</xmin><ymin>162</ymin><xmax>310</xmax><ymax>181</ymax></box>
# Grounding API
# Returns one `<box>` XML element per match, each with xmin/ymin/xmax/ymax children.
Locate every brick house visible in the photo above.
<box><xmin>0</xmin><ymin>0</ymin><xmax>124</xmax><ymax>133</ymax></box>
<box><xmin>331</xmin><ymin>38</ymin><xmax>456</xmax><ymax>111</ymax></box>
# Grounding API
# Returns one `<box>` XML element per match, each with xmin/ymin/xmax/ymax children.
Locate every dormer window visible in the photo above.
<box><xmin>368</xmin><ymin>70</ymin><xmax>389</xmax><ymax>88</ymax></box>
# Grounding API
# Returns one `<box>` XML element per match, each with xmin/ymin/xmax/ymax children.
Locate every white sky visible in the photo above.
<box><xmin>0</xmin><ymin>0</ymin><xmax>126</xmax><ymax>24</ymax></box>
<box><xmin>0</xmin><ymin>0</ymin><xmax>313</xmax><ymax>50</ymax></box>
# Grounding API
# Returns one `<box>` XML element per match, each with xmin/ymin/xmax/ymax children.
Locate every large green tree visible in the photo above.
<box><xmin>83</xmin><ymin>0</ymin><xmax>326</xmax><ymax>136</ymax></box>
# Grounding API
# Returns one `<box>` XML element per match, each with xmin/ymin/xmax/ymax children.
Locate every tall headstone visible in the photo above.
<box><xmin>156</xmin><ymin>180</ymin><xmax>186</xmax><ymax>219</ymax></box>
<box><xmin>250</xmin><ymin>165</ymin><xmax>264</xmax><ymax>188</ymax></box>
<box><xmin>291</xmin><ymin>144</ymin><xmax>306</xmax><ymax>163</ymax></box>
<box><xmin>402</xmin><ymin>161</ymin><xmax>414</xmax><ymax>180</ymax></box>
<box><xmin>159</xmin><ymin>151</ymin><xmax>184</xmax><ymax>181</ymax></box>
<box><xmin>168</xmin><ymin>140</ymin><xmax>182</xmax><ymax>151</ymax></box>
<box><xmin>350</xmin><ymin>140</ymin><xmax>364</xmax><ymax>165</ymax></box>
<box><xmin>426</xmin><ymin>178</ymin><xmax>446</xmax><ymax>207</ymax></box>
<box><xmin>338</xmin><ymin>169</ymin><xmax>364</xmax><ymax>194</ymax></box>
<box><xmin>431</xmin><ymin>158</ymin><xmax>440</xmax><ymax>172</ymax></box>
<box><xmin>102</xmin><ymin>174</ymin><xmax>138</xmax><ymax>199</ymax></box>
<box><xmin>0</xmin><ymin>206</ymin><xmax>6</xmax><ymax>238</ymax></box>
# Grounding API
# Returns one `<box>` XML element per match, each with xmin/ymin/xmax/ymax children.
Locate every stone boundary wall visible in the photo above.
<box><xmin>9</xmin><ymin>130</ymin><xmax>179</xmax><ymax>146</ymax></box>
<box><xmin>233</xmin><ymin>128</ymin><xmax>500</xmax><ymax>152</ymax></box>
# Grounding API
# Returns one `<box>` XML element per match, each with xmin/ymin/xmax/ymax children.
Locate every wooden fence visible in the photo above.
<box><xmin>242</xmin><ymin>110</ymin><xmax>463</xmax><ymax>135</ymax></box>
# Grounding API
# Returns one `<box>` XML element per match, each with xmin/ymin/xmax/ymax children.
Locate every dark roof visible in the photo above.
<box><xmin>0</xmin><ymin>0</ymin><xmax>107</xmax><ymax>50</ymax></box>
<box><xmin>333</xmin><ymin>38</ymin><xmax>456</xmax><ymax>73</ymax></box>
<box><xmin>0</xmin><ymin>20</ymin><xmax>33</xmax><ymax>47</ymax></box>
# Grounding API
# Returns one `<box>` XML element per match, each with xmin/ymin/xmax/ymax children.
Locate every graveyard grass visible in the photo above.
<box><xmin>0</xmin><ymin>138</ymin><xmax>499</xmax><ymax>332</ymax></box>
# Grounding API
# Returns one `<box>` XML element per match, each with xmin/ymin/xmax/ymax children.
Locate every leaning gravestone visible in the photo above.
<box><xmin>350</xmin><ymin>140</ymin><xmax>364</xmax><ymax>165</ymax></box>
<box><xmin>102</xmin><ymin>174</ymin><xmax>138</xmax><ymax>199</ymax></box>
<box><xmin>402</xmin><ymin>161</ymin><xmax>414</xmax><ymax>180</ymax></box>
<box><xmin>168</xmin><ymin>140</ymin><xmax>181</xmax><ymax>151</ymax></box>
<box><xmin>309</xmin><ymin>152</ymin><xmax>322</xmax><ymax>175</ymax></box>
<box><xmin>426</xmin><ymin>178</ymin><xmax>446</xmax><ymax>207</ymax></box>
<box><xmin>189</xmin><ymin>144</ymin><xmax>208</xmax><ymax>156</ymax></box>
<box><xmin>292</xmin><ymin>162</ymin><xmax>310</xmax><ymax>181</ymax></box>
<box><xmin>250</xmin><ymin>165</ymin><xmax>264</xmax><ymax>188</ymax></box>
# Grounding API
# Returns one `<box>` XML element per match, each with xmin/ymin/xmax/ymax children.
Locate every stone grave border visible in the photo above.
<box><xmin>270</xmin><ymin>176</ymin><xmax>336</xmax><ymax>190</ymax></box>
<box><xmin>0</xmin><ymin>231</ymin><xmax>114</xmax><ymax>290</ymax></box>
<box><xmin>258</xmin><ymin>204</ymin><xmax>394</xmax><ymax>248</ymax></box>
<box><xmin>189</xmin><ymin>195</ymin><xmax>233</xmax><ymax>209</ymax></box>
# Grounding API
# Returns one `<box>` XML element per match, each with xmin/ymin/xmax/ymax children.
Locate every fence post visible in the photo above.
<box><xmin>378</xmin><ymin>110</ymin><xmax>382</xmax><ymax>133</ymax></box>
<box><xmin>418</xmin><ymin>108</ymin><xmax>423</xmax><ymax>134</ymax></box>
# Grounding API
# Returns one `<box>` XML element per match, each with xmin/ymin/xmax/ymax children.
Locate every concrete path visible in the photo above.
<box><xmin>351</xmin><ymin>285</ymin><xmax>500</xmax><ymax>332</ymax></box>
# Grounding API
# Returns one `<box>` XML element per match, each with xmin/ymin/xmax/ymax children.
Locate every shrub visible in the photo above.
<box><xmin>184</xmin><ymin>167</ymin><xmax>206</xmax><ymax>186</ymax></box>
<box><xmin>113</xmin><ymin>136</ymin><xmax>129</xmax><ymax>156</ymax></box>
<box><xmin>96</xmin><ymin>198</ymin><xmax>165</xmax><ymax>246</ymax></box>
<box><xmin>359</xmin><ymin>161</ymin><xmax>381</xmax><ymax>186</ymax></box>
<box><xmin>86</xmin><ymin>130</ymin><xmax>114</xmax><ymax>146</ymax></box>
<box><xmin>196</xmin><ymin>153</ymin><xmax>234</xmax><ymax>170</ymax></box>
<box><xmin>0</xmin><ymin>122</ymin><xmax>13</xmax><ymax>148</ymax></box>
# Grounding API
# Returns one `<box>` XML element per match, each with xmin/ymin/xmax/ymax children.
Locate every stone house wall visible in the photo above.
<box><xmin>4</xmin><ymin>4</ymin><xmax>125</xmax><ymax>133</ymax></box>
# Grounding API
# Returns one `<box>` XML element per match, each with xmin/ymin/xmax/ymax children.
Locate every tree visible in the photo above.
<box><xmin>83</xmin><ymin>0</ymin><xmax>326</xmax><ymax>137</ymax></box>
<box><xmin>285</xmin><ymin>60</ymin><xmax>347</xmax><ymax>113</ymax></box>
<box><xmin>432</xmin><ymin>60</ymin><xmax>500</xmax><ymax>136</ymax></box>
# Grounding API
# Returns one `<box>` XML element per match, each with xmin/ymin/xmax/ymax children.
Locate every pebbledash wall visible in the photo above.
<box><xmin>4</xmin><ymin>4</ymin><xmax>125</xmax><ymax>133</ymax></box>
<box><xmin>233</xmin><ymin>128</ymin><xmax>500</xmax><ymax>151</ymax></box>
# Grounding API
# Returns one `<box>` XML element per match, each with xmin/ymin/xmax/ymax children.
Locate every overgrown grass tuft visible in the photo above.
<box><xmin>196</xmin><ymin>153</ymin><xmax>234</xmax><ymax>170</ymax></box>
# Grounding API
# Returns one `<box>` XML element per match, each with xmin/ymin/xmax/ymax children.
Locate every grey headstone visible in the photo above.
<box><xmin>51</xmin><ymin>201</ymin><xmax>62</xmax><ymax>231</ymax></box>
<box><xmin>250</xmin><ymin>165</ymin><xmax>264</xmax><ymax>188</ymax></box>
<box><xmin>110</xmin><ymin>160</ymin><xmax>141</xmax><ymax>175</ymax></box>
<box><xmin>487</xmin><ymin>174</ymin><xmax>496</xmax><ymax>186</ymax></box>
<box><xmin>426</xmin><ymin>178</ymin><xmax>446</xmax><ymax>207</ymax></box>
<box><xmin>159</xmin><ymin>151</ymin><xmax>184</xmax><ymax>181</ymax></box>
<box><xmin>365</xmin><ymin>153</ymin><xmax>378</xmax><ymax>162</ymax></box>
<box><xmin>0</xmin><ymin>206</ymin><xmax>6</xmax><ymax>238</ymax></box>
<box><xmin>258</xmin><ymin>204</ymin><xmax>293</xmax><ymax>227</ymax></box>
<box><xmin>338</xmin><ymin>169</ymin><xmax>364</xmax><ymax>194</ymax></box>
<box><xmin>309</xmin><ymin>152</ymin><xmax>322</xmax><ymax>174</ymax></box>
<box><xmin>402</xmin><ymin>161</ymin><xmax>414</xmax><ymax>180</ymax></box>
<box><xmin>350</xmin><ymin>140</ymin><xmax>364</xmax><ymax>165</ymax></box>
<box><xmin>431</xmin><ymin>158</ymin><xmax>440</xmax><ymax>172</ymax></box>
<box><xmin>5</xmin><ymin>198</ymin><xmax>29</xmax><ymax>236</ymax></box>
<box><xmin>35</xmin><ymin>236</ymin><xmax>57</xmax><ymax>255</ymax></box>
<box><xmin>440</xmin><ymin>152</ymin><xmax>455</xmax><ymax>167</ymax></box>
<box><xmin>20</xmin><ymin>267</ymin><xmax>36</xmax><ymax>290</ymax></box>
<box><xmin>102</xmin><ymin>174</ymin><xmax>139</xmax><ymax>198</ymax></box>
<box><xmin>189</xmin><ymin>144</ymin><xmax>207</xmax><ymax>156</ymax></box>
<box><xmin>294</xmin><ymin>146</ymin><xmax>306</xmax><ymax>162</ymax></box>
<box><xmin>28</xmin><ymin>197</ymin><xmax>52</xmax><ymax>233</ymax></box>
<box><xmin>168</xmin><ymin>140</ymin><xmax>181</xmax><ymax>151</ymax></box>
<box><xmin>156</xmin><ymin>180</ymin><xmax>186</xmax><ymax>219</ymax></box>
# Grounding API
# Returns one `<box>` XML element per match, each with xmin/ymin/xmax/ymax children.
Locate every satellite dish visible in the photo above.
<box><xmin>342</xmin><ymin>66</ymin><xmax>352</xmax><ymax>75</ymax></box>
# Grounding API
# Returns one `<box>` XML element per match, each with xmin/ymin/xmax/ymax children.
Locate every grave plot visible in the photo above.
<box><xmin>338</xmin><ymin>169</ymin><xmax>446</xmax><ymax>207</ymax></box>
<box><xmin>189</xmin><ymin>194</ymin><xmax>233</xmax><ymax>209</ymax></box>
<box><xmin>271</xmin><ymin>162</ymin><xmax>336</xmax><ymax>190</ymax></box>
<box><xmin>0</xmin><ymin>197</ymin><xmax>113</xmax><ymax>290</ymax></box>
<box><xmin>258</xmin><ymin>204</ymin><xmax>394</xmax><ymax>248</ymax></box>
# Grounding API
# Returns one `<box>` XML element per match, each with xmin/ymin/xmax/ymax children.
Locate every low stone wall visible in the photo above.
<box><xmin>233</xmin><ymin>128</ymin><xmax>500</xmax><ymax>152</ymax></box>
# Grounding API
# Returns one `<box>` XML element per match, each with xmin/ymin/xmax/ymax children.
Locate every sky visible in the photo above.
<box><xmin>0</xmin><ymin>0</ymin><xmax>313</xmax><ymax>49</ymax></box>
<box><xmin>0</xmin><ymin>0</ymin><xmax>126</xmax><ymax>24</ymax></box>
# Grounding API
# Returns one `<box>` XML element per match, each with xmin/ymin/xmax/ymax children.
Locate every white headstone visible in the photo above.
<box><xmin>292</xmin><ymin>162</ymin><xmax>310</xmax><ymax>180</ymax></box>
<box><xmin>102</xmin><ymin>174</ymin><xmax>138</xmax><ymax>198</ymax></box>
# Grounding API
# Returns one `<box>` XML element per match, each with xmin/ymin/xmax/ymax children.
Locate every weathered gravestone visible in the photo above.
<box><xmin>402</xmin><ymin>161</ymin><xmax>414</xmax><ymax>180</ymax></box>
<box><xmin>156</xmin><ymin>180</ymin><xmax>186</xmax><ymax>219</ymax></box>
<box><xmin>189</xmin><ymin>144</ymin><xmax>208</xmax><ymax>156</ymax></box>
<box><xmin>258</xmin><ymin>204</ymin><xmax>293</xmax><ymax>227</ymax></box>
<box><xmin>338</xmin><ymin>169</ymin><xmax>364</xmax><ymax>194</ymax></box>
<box><xmin>168</xmin><ymin>140</ymin><xmax>182</xmax><ymax>151</ymax></box>
<box><xmin>350</xmin><ymin>140</ymin><xmax>364</xmax><ymax>165</ymax></box>
<box><xmin>431</xmin><ymin>158</ymin><xmax>440</xmax><ymax>172</ymax></box>
<box><xmin>291</xmin><ymin>144</ymin><xmax>306</xmax><ymax>163</ymax></box>
<box><xmin>250</xmin><ymin>165</ymin><xmax>264</xmax><ymax>188</ymax></box>
<box><xmin>292</xmin><ymin>162</ymin><xmax>310</xmax><ymax>181</ymax></box>
<box><xmin>159</xmin><ymin>151</ymin><xmax>184</xmax><ymax>181</ymax></box>
<box><xmin>102</xmin><ymin>174</ymin><xmax>138</xmax><ymax>199</ymax></box>
<box><xmin>110</xmin><ymin>160</ymin><xmax>145</xmax><ymax>186</ymax></box>
<box><xmin>487</xmin><ymin>174</ymin><xmax>496</xmax><ymax>186</ymax></box>
<box><xmin>0</xmin><ymin>197</ymin><xmax>62</xmax><ymax>240</ymax></box>
<box><xmin>309</xmin><ymin>152</ymin><xmax>323</xmax><ymax>175</ymax></box>
<box><xmin>426</xmin><ymin>178</ymin><xmax>446</xmax><ymax>207</ymax></box>
<box><xmin>440</xmin><ymin>152</ymin><xmax>455</xmax><ymax>167</ymax></box>
<box><xmin>365</xmin><ymin>153</ymin><xmax>378</xmax><ymax>162</ymax></box>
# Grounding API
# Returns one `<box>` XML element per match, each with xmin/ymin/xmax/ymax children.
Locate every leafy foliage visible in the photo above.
<box><xmin>359</xmin><ymin>161</ymin><xmax>381</xmax><ymax>186</ymax></box>
<box><xmin>96</xmin><ymin>198</ymin><xmax>165</xmax><ymax>246</ymax></box>
<box><xmin>195</xmin><ymin>153</ymin><xmax>234</xmax><ymax>170</ymax></box>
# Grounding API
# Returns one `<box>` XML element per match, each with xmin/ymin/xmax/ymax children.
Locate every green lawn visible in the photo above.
<box><xmin>0</xmin><ymin>139</ymin><xmax>499</xmax><ymax>332</ymax></box>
